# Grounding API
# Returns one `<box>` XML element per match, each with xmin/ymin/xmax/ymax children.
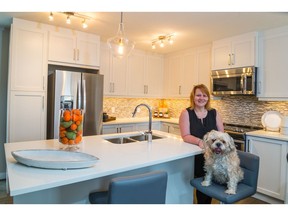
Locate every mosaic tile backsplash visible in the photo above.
<box><xmin>104</xmin><ymin>96</ymin><xmax>288</xmax><ymax>127</ymax></box>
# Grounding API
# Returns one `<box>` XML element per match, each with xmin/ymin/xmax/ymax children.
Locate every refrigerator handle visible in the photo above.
<box><xmin>82</xmin><ymin>79</ymin><xmax>86</xmax><ymax>112</ymax></box>
<box><xmin>77</xmin><ymin>80</ymin><xmax>82</xmax><ymax>109</ymax></box>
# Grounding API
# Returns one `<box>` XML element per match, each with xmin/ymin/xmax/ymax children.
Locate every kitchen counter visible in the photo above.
<box><xmin>246</xmin><ymin>130</ymin><xmax>288</xmax><ymax>141</ymax></box>
<box><xmin>4</xmin><ymin>130</ymin><xmax>202</xmax><ymax>204</ymax></box>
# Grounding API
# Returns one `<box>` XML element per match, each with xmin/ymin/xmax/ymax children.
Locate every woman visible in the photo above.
<box><xmin>179</xmin><ymin>84</ymin><xmax>224</xmax><ymax>204</ymax></box>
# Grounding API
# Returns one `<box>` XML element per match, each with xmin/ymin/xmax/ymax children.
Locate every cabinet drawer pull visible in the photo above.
<box><xmin>73</xmin><ymin>49</ymin><xmax>76</xmax><ymax>61</ymax></box>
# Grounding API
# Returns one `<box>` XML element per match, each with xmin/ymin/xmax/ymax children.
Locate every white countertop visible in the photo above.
<box><xmin>5</xmin><ymin>130</ymin><xmax>201</xmax><ymax>196</ymax></box>
<box><xmin>103</xmin><ymin>117</ymin><xmax>179</xmax><ymax>125</ymax></box>
<box><xmin>246</xmin><ymin>130</ymin><xmax>288</xmax><ymax>142</ymax></box>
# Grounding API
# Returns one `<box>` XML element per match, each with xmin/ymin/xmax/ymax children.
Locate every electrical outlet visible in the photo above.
<box><xmin>111</xmin><ymin>107</ymin><xmax>115</xmax><ymax>113</ymax></box>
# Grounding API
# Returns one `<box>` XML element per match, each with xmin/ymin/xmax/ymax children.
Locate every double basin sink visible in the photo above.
<box><xmin>104</xmin><ymin>133</ymin><xmax>165</xmax><ymax>144</ymax></box>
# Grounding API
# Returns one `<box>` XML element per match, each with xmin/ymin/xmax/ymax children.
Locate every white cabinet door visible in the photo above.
<box><xmin>127</xmin><ymin>50</ymin><xmax>146</xmax><ymax>96</ymax></box>
<box><xmin>165</xmin><ymin>55</ymin><xmax>183</xmax><ymax>97</ymax></box>
<box><xmin>197</xmin><ymin>45</ymin><xmax>212</xmax><ymax>90</ymax></box>
<box><xmin>76</xmin><ymin>33</ymin><xmax>100</xmax><ymax>67</ymax></box>
<box><xmin>100</xmin><ymin>43</ymin><xmax>112</xmax><ymax>95</ymax></box>
<box><xmin>257</xmin><ymin>26</ymin><xmax>288</xmax><ymax>100</ymax></box>
<box><xmin>145</xmin><ymin>54</ymin><xmax>164</xmax><ymax>97</ymax></box>
<box><xmin>211</xmin><ymin>32</ymin><xmax>257</xmax><ymax>70</ymax></box>
<box><xmin>110</xmin><ymin>56</ymin><xmax>127</xmax><ymax>96</ymax></box>
<box><xmin>48</xmin><ymin>30</ymin><xmax>100</xmax><ymax>68</ymax></box>
<box><xmin>161</xmin><ymin>122</ymin><xmax>180</xmax><ymax>135</ymax></box>
<box><xmin>8</xmin><ymin>92</ymin><xmax>46</xmax><ymax>142</ymax></box>
<box><xmin>48</xmin><ymin>31</ymin><xmax>75</xmax><ymax>64</ymax></box>
<box><xmin>247</xmin><ymin>136</ymin><xmax>287</xmax><ymax>201</ymax></box>
<box><xmin>9</xmin><ymin>23</ymin><xmax>47</xmax><ymax>91</ymax></box>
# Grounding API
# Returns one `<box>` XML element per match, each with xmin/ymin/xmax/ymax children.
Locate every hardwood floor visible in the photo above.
<box><xmin>0</xmin><ymin>180</ymin><xmax>268</xmax><ymax>204</ymax></box>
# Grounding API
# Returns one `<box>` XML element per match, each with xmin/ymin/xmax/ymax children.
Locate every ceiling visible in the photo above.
<box><xmin>1</xmin><ymin>12</ymin><xmax>288</xmax><ymax>54</ymax></box>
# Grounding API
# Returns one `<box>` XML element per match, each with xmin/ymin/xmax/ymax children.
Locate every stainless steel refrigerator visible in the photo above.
<box><xmin>47</xmin><ymin>66</ymin><xmax>103</xmax><ymax>139</ymax></box>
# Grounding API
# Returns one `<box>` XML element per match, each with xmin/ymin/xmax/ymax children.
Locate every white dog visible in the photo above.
<box><xmin>201</xmin><ymin>130</ymin><xmax>244</xmax><ymax>194</ymax></box>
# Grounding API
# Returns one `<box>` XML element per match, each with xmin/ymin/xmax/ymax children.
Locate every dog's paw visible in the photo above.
<box><xmin>201</xmin><ymin>180</ymin><xmax>211</xmax><ymax>187</ymax></box>
<box><xmin>225</xmin><ymin>189</ymin><xmax>236</xmax><ymax>194</ymax></box>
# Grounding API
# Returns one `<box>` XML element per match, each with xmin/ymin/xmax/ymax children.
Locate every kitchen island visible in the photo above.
<box><xmin>4</xmin><ymin>130</ymin><xmax>202</xmax><ymax>204</ymax></box>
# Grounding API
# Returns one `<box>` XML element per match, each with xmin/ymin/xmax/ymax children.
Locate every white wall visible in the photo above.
<box><xmin>0</xmin><ymin>27</ymin><xmax>9</xmax><ymax>179</ymax></box>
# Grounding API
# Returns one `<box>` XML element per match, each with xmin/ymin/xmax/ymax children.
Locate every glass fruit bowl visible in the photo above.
<box><xmin>59</xmin><ymin>109</ymin><xmax>84</xmax><ymax>151</ymax></box>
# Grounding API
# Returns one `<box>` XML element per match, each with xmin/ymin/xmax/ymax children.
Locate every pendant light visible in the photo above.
<box><xmin>107</xmin><ymin>12</ymin><xmax>135</xmax><ymax>59</ymax></box>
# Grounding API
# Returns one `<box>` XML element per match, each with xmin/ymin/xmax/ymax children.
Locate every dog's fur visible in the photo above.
<box><xmin>201</xmin><ymin>130</ymin><xmax>244</xmax><ymax>194</ymax></box>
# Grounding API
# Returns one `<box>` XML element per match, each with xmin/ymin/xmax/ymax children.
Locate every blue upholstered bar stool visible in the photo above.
<box><xmin>190</xmin><ymin>151</ymin><xmax>260</xmax><ymax>204</ymax></box>
<box><xmin>89</xmin><ymin>170</ymin><xmax>168</xmax><ymax>204</ymax></box>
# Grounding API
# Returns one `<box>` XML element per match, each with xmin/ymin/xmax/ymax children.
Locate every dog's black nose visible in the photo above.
<box><xmin>216</xmin><ymin>142</ymin><xmax>221</xmax><ymax>147</ymax></box>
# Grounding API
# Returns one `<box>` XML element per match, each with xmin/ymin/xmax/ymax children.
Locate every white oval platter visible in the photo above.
<box><xmin>11</xmin><ymin>149</ymin><xmax>99</xmax><ymax>170</ymax></box>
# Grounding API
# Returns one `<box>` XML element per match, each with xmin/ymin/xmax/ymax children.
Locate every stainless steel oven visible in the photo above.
<box><xmin>224</xmin><ymin>123</ymin><xmax>262</xmax><ymax>151</ymax></box>
<box><xmin>211</xmin><ymin>67</ymin><xmax>257</xmax><ymax>96</ymax></box>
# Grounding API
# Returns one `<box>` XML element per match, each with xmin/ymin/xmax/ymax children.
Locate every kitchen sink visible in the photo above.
<box><xmin>105</xmin><ymin>137</ymin><xmax>136</xmax><ymax>144</ymax></box>
<box><xmin>104</xmin><ymin>133</ymin><xmax>166</xmax><ymax>144</ymax></box>
<box><xmin>129</xmin><ymin>134</ymin><xmax>164</xmax><ymax>142</ymax></box>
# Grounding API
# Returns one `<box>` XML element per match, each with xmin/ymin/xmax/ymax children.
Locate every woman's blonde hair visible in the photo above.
<box><xmin>189</xmin><ymin>84</ymin><xmax>211</xmax><ymax>110</ymax></box>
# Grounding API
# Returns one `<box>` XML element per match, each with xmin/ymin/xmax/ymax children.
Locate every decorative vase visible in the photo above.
<box><xmin>59</xmin><ymin>109</ymin><xmax>84</xmax><ymax>151</ymax></box>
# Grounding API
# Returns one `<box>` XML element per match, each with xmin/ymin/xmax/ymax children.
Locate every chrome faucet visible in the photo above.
<box><xmin>132</xmin><ymin>103</ymin><xmax>152</xmax><ymax>142</ymax></box>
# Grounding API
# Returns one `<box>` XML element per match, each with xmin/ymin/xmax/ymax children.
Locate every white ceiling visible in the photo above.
<box><xmin>1</xmin><ymin>12</ymin><xmax>288</xmax><ymax>54</ymax></box>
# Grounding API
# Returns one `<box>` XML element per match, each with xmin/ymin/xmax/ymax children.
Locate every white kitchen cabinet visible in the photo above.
<box><xmin>161</xmin><ymin>122</ymin><xmax>181</xmax><ymax>136</ymax></box>
<box><xmin>127</xmin><ymin>51</ymin><xmax>164</xmax><ymax>97</ymax></box>
<box><xmin>7</xmin><ymin>18</ymin><xmax>48</xmax><ymax>142</ymax></box>
<box><xmin>164</xmin><ymin>45</ymin><xmax>211</xmax><ymax>98</ymax></box>
<box><xmin>48</xmin><ymin>30</ymin><xmax>100</xmax><ymax>68</ymax></box>
<box><xmin>211</xmin><ymin>32</ymin><xmax>258</xmax><ymax>70</ymax></box>
<box><xmin>135</xmin><ymin>122</ymin><xmax>161</xmax><ymax>131</ymax></box>
<box><xmin>102</xmin><ymin>124</ymin><xmax>135</xmax><ymax>134</ymax></box>
<box><xmin>257</xmin><ymin>25</ymin><xmax>288</xmax><ymax>100</ymax></box>
<box><xmin>246</xmin><ymin>135</ymin><xmax>287</xmax><ymax>202</ymax></box>
<box><xmin>8</xmin><ymin>91</ymin><xmax>46</xmax><ymax>142</ymax></box>
<box><xmin>9</xmin><ymin>19</ymin><xmax>47</xmax><ymax>92</ymax></box>
<box><xmin>100</xmin><ymin>42</ymin><xmax>127</xmax><ymax>96</ymax></box>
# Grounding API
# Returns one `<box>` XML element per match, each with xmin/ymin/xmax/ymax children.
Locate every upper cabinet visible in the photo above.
<box><xmin>257</xmin><ymin>25</ymin><xmax>288</xmax><ymax>101</ymax></box>
<box><xmin>211</xmin><ymin>32</ymin><xmax>258</xmax><ymax>70</ymax></box>
<box><xmin>164</xmin><ymin>45</ymin><xmax>211</xmax><ymax>98</ymax></box>
<box><xmin>127</xmin><ymin>50</ymin><xmax>163</xmax><ymax>97</ymax></box>
<box><xmin>100</xmin><ymin>42</ymin><xmax>127</xmax><ymax>96</ymax></box>
<box><xmin>100</xmin><ymin>42</ymin><xmax>164</xmax><ymax>98</ymax></box>
<box><xmin>48</xmin><ymin>29</ymin><xmax>100</xmax><ymax>68</ymax></box>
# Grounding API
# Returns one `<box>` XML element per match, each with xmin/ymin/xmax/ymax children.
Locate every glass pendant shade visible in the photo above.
<box><xmin>107</xmin><ymin>13</ymin><xmax>135</xmax><ymax>59</ymax></box>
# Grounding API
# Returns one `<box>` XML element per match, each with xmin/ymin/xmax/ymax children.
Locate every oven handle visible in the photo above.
<box><xmin>233</xmin><ymin>139</ymin><xmax>245</xmax><ymax>144</ymax></box>
<box><xmin>225</xmin><ymin>130</ymin><xmax>244</xmax><ymax>136</ymax></box>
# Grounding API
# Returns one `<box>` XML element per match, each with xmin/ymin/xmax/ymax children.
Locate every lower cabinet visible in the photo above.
<box><xmin>8</xmin><ymin>91</ymin><xmax>46</xmax><ymax>142</ymax></box>
<box><xmin>246</xmin><ymin>135</ymin><xmax>287</xmax><ymax>202</ymax></box>
<box><xmin>160</xmin><ymin>122</ymin><xmax>181</xmax><ymax>136</ymax></box>
<box><xmin>102</xmin><ymin>122</ymin><xmax>161</xmax><ymax>135</ymax></box>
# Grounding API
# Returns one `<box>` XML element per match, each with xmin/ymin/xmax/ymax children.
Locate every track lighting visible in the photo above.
<box><xmin>151</xmin><ymin>34</ymin><xmax>175</xmax><ymax>49</ymax></box>
<box><xmin>48</xmin><ymin>12</ymin><xmax>95</xmax><ymax>29</ymax></box>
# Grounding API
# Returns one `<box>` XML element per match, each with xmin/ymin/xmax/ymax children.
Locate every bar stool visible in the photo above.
<box><xmin>190</xmin><ymin>151</ymin><xmax>260</xmax><ymax>204</ymax></box>
<box><xmin>89</xmin><ymin>170</ymin><xmax>168</xmax><ymax>204</ymax></box>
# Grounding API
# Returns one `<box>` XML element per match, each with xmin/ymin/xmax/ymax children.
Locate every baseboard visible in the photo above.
<box><xmin>0</xmin><ymin>172</ymin><xmax>6</xmax><ymax>180</ymax></box>
<box><xmin>253</xmin><ymin>192</ymin><xmax>283</xmax><ymax>204</ymax></box>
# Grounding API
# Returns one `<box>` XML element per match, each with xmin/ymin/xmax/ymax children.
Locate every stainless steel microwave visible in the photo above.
<box><xmin>211</xmin><ymin>67</ymin><xmax>257</xmax><ymax>96</ymax></box>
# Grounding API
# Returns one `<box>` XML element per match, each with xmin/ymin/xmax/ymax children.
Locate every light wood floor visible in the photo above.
<box><xmin>0</xmin><ymin>180</ymin><xmax>268</xmax><ymax>204</ymax></box>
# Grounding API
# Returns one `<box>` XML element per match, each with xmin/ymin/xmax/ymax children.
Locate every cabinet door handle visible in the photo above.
<box><xmin>77</xmin><ymin>49</ymin><xmax>80</xmax><ymax>61</ymax></box>
<box><xmin>228</xmin><ymin>54</ymin><xmax>231</xmax><ymax>65</ymax></box>
<box><xmin>231</xmin><ymin>53</ymin><xmax>235</xmax><ymax>65</ymax></box>
<box><xmin>73</xmin><ymin>49</ymin><xmax>76</xmax><ymax>61</ymax></box>
<box><xmin>42</xmin><ymin>76</ymin><xmax>45</xmax><ymax>90</ymax></box>
<box><xmin>179</xmin><ymin>86</ymin><xmax>182</xmax><ymax>95</ymax></box>
<box><xmin>247</xmin><ymin>140</ymin><xmax>250</xmax><ymax>152</ymax></box>
<box><xmin>42</xmin><ymin>96</ymin><xmax>44</xmax><ymax>111</ymax></box>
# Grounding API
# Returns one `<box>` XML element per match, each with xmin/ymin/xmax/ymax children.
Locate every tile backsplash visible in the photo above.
<box><xmin>104</xmin><ymin>96</ymin><xmax>288</xmax><ymax>127</ymax></box>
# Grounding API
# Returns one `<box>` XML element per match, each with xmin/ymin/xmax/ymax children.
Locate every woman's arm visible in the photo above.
<box><xmin>179</xmin><ymin>109</ymin><xmax>204</xmax><ymax>148</ymax></box>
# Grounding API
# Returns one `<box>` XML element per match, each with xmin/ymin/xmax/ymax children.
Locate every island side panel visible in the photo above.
<box><xmin>13</xmin><ymin>156</ymin><xmax>195</xmax><ymax>204</ymax></box>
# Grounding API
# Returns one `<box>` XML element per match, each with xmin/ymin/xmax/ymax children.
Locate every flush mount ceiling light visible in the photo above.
<box><xmin>151</xmin><ymin>34</ymin><xmax>175</xmax><ymax>49</ymax></box>
<box><xmin>48</xmin><ymin>12</ymin><xmax>95</xmax><ymax>29</ymax></box>
<box><xmin>107</xmin><ymin>12</ymin><xmax>135</xmax><ymax>59</ymax></box>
